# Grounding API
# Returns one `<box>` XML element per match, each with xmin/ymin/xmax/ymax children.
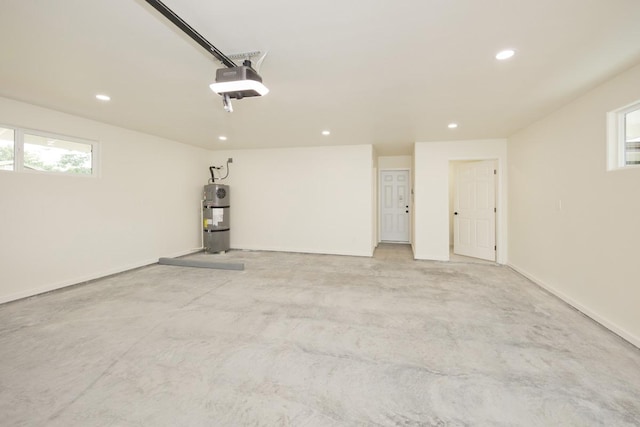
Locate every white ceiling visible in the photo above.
<box><xmin>1</xmin><ymin>0</ymin><xmax>640</xmax><ymax>155</ymax></box>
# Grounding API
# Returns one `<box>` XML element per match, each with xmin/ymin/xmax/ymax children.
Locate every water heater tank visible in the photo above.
<box><xmin>202</xmin><ymin>184</ymin><xmax>230</xmax><ymax>253</ymax></box>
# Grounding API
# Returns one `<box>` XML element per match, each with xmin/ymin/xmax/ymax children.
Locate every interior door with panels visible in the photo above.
<box><xmin>380</xmin><ymin>170</ymin><xmax>410</xmax><ymax>243</ymax></box>
<box><xmin>453</xmin><ymin>160</ymin><xmax>496</xmax><ymax>261</ymax></box>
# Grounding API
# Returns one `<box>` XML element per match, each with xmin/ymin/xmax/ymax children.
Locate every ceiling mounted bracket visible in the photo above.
<box><xmin>144</xmin><ymin>0</ymin><xmax>269</xmax><ymax>111</ymax></box>
<box><xmin>227</xmin><ymin>51</ymin><xmax>262</xmax><ymax>61</ymax></box>
<box><xmin>146</xmin><ymin>0</ymin><xmax>269</xmax><ymax>113</ymax></box>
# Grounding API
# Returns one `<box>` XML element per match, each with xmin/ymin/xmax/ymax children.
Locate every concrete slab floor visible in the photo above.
<box><xmin>1</xmin><ymin>248</ymin><xmax>639</xmax><ymax>426</ymax></box>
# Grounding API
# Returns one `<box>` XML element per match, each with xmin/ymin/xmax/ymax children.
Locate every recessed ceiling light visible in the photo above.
<box><xmin>322</xmin><ymin>130</ymin><xmax>331</xmax><ymax>136</ymax></box>
<box><xmin>95</xmin><ymin>94</ymin><xmax>111</xmax><ymax>101</ymax></box>
<box><xmin>495</xmin><ymin>49</ymin><xmax>515</xmax><ymax>60</ymax></box>
<box><xmin>218</xmin><ymin>136</ymin><xmax>228</xmax><ymax>141</ymax></box>
<box><xmin>448</xmin><ymin>123</ymin><xmax>458</xmax><ymax>129</ymax></box>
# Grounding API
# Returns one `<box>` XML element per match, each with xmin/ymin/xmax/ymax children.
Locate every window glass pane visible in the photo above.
<box><xmin>23</xmin><ymin>133</ymin><xmax>92</xmax><ymax>174</ymax></box>
<box><xmin>0</xmin><ymin>127</ymin><xmax>15</xmax><ymax>171</ymax></box>
<box><xmin>625</xmin><ymin>108</ymin><xmax>640</xmax><ymax>165</ymax></box>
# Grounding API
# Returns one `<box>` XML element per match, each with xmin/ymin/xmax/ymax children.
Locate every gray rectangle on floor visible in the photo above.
<box><xmin>157</xmin><ymin>257</ymin><xmax>244</xmax><ymax>270</ymax></box>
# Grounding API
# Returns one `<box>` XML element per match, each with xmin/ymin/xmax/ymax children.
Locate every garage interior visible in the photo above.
<box><xmin>1</xmin><ymin>1</ymin><xmax>640</xmax><ymax>425</ymax></box>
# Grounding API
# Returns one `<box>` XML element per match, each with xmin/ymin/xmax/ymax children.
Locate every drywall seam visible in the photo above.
<box><xmin>509</xmin><ymin>263</ymin><xmax>640</xmax><ymax>350</ymax></box>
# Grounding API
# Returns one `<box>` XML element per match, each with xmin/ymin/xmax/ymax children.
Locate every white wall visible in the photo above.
<box><xmin>0</xmin><ymin>97</ymin><xmax>210</xmax><ymax>303</ymax></box>
<box><xmin>371</xmin><ymin>148</ymin><xmax>379</xmax><ymax>251</ymax></box>
<box><xmin>411</xmin><ymin>150</ymin><xmax>416</xmax><ymax>254</ymax></box>
<box><xmin>211</xmin><ymin>144</ymin><xmax>375</xmax><ymax>257</ymax></box>
<box><xmin>508</xmin><ymin>62</ymin><xmax>640</xmax><ymax>347</ymax></box>
<box><xmin>378</xmin><ymin>155</ymin><xmax>412</xmax><ymax>169</ymax></box>
<box><xmin>413</xmin><ymin>139</ymin><xmax>508</xmax><ymax>262</ymax></box>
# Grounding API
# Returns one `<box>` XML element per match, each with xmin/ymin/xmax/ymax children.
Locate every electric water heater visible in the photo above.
<box><xmin>202</xmin><ymin>184</ymin><xmax>230</xmax><ymax>253</ymax></box>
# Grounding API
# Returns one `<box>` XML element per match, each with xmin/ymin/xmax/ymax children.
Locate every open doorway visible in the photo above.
<box><xmin>449</xmin><ymin>160</ymin><xmax>497</xmax><ymax>262</ymax></box>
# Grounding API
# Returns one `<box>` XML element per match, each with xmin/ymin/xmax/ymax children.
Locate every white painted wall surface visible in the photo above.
<box><xmin>211</xmin><ymin>145</ymin><xmax>374</xmax><ymax>257</ymax></box>
<box><xmin>372</xmin><ymin>148</ymin><xmax>379</xmax><ymax>252</ymax></box>
<box><xmin>410</xmin><ymin>152</ymin><xmax>416</xmax><ymax>255</ymax></box>
<box><xmin>413</xmin><ymin>139</ymin><xmax>507</xmax><ymax>263</ymax></box>
<box><xmin>508</xmin><ymin>62</ymin><xmax>640</xmax><ymax>347</ymax></box>
<box><xmin>378</xmin><ymin>155</ymin><xmax>412</xmax><ymax>169</ymax></box>
<box><xmin>0</xmin><ymin>97</ymin><xmax>209</xmax><ymax>303</ymax></box>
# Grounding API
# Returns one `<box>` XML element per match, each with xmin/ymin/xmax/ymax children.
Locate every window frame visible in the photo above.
<box><xmin>0</xmin><ymin>124</ymin><xmax>17</xmax><ymax>171</ymax></box>
<box><xmin>0</xmin><ymin>124</ymin><xmax>99</xmax><ymax>177</ymax></box>
<box><xmin>607</xmin><ymin>100</ymin><xmax>640</xmax><ymax>171</ymax></box>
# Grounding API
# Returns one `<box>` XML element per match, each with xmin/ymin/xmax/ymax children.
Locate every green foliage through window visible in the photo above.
<box><xmin>0</xmin><ymin>125</ymin><xmax>95</xmax><ymax>175</ymax></box>
<box><xmin>24</xmin><ymin>133</ymin><xmax>92</xmax><ymax>174</ymax></box>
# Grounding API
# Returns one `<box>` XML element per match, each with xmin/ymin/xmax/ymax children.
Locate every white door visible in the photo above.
<box><xmin>380</xmin><ymin>170</ymin><xmax>410</xmax><ymax>242</ymax></box>
<box><xmin>453</xmin><ymin>160</ymin><xmax>496</xmax><ymax>261</ymax></box>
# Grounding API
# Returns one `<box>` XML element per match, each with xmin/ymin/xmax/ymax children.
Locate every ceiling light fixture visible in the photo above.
<box><xmin>95</xmin><ymin>94</ymin><xmax>111</xmax><ymax>101</ymax></box>
<box><xmin>218</xmin><ymin>136</ymin><xmax>228</xmax><ymax>141</ymax></box>
<box><xmin>496</xmin><ymin>49</ymin><xmax>515</xmax><ymax>60</ymax></box>
<box><xmin>448</xmin><ymin>123</ymin><xmax>458</xmax><ymax>129</ymax></box>
<box><xmin>322</xmin><ymin>130</ymin><xmax>331</xmax><ymax>136</ymax></box>
<box><xmin>145</xmin><ymin>0</ymin><xmax>268</xmax><ymax>113</ymax></box>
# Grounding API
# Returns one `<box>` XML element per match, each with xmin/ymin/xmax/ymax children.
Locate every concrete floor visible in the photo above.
<box><xmin>448</xmin><ymin>248</ymin><xmax>496</xmax><ymax>265</ymax></box>
<box><xmin>1</xmin><ymin>245</ymin><xmax>640</xmax><ymax>426</ymax></box>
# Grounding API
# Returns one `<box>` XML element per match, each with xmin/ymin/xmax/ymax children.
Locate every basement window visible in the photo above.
<box><xmin>0</xmin><ymin>126</ymin><xmax>15</xmax><ymax>171</ymax></box>
<box><xmin>607</xmin><ymin>100</ymin><xmax>640</xmax><ymax>170</ymax></box>
<box><xmin>23</xmin><ymin>132</ymin><xmax>94</xmax><ymax>175</ymax></box>
<box><xmin>0</xmin><ymin>125</ymin><xmax>97</xmax><ymax>176</ymax></box>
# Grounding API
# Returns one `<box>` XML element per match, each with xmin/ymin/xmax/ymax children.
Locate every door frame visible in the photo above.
<box><xmin>449</xmin><ymin>158</ymin><xmax>501</xmax><ymax>262</ymax></box>
<box><xmin>378</xmin><ymin>168</ymin><xmax>411</xmax><ymax>244</ymax></box>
